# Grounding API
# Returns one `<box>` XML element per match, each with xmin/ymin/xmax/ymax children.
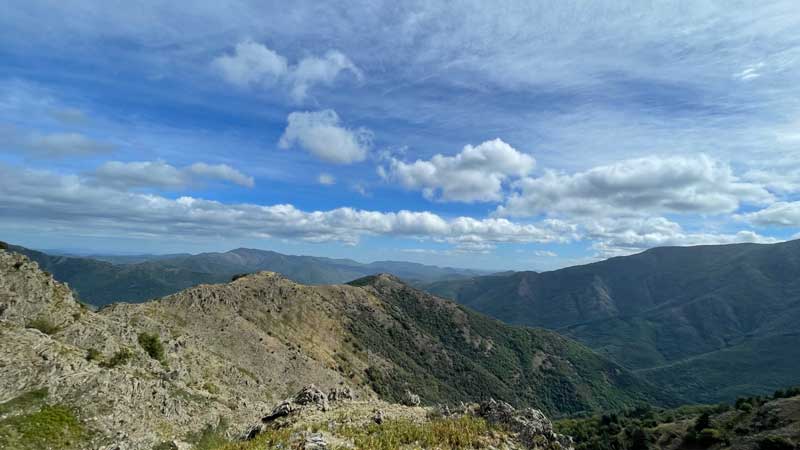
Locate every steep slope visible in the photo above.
<box><xmin>0</xmin><ymin>249</ymin><xmax>659</xmax><ymax>448</ymax></box>
<box><xmin>423</xmin><ymin>240</ymin><xmax>800</xmax><ymax>402</ymax></box>
<box><xmin>10</xmin><ymin>244</ymin><xmax>483</xmax><ymax>306</ymax></box>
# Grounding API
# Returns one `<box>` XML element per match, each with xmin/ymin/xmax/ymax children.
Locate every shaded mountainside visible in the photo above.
<box><xmin>423</xmin><ymin>240</ymin><xmax>800</xmax><ymax>403</ymax></box>
<box><xmin>9</xmin><ymin>244</ymin><xmax>485</xmax><ymax>306</ymax></box>
<box><xmin>0</xmin><ymin>249</ymin><xmax>658</xmax><ymax>449</ymax></box>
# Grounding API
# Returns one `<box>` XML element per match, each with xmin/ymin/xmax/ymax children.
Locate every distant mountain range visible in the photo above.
<box><xmin>7</xmin><ymin>239</ymin><xmax>800</xmax><ymax>406</ymax></box>
<box><xmin>6</xmin><ymin>244</ymin><xmax>486</xmax><ymax>306</ymax></box>
<box><xmin>422</xmin><ymin>239</ymin><xmax>800</xmax><ymax>403</ymax></box>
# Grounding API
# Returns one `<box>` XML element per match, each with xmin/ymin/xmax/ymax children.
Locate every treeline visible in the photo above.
<box><xmin>555</xmin><ymin>386</ymin><xmax>800</xmax><ymax>450</ymax></box>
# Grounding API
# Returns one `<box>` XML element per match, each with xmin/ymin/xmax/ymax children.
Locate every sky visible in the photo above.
<box><xmin>1</xmin><ymin>1</ymin><xmax>800</xmax><ymax>271</ymax></box>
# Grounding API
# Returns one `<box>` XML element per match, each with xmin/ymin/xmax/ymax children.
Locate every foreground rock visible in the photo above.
<box><xmin>238</xmin><ymin>386</ymin><xmax>573</xmax><ymax>450</ymax></box>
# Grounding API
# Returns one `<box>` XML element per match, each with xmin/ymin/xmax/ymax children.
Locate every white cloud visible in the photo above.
<box><xmin>279</xmin><ymin>110</ymin><xmax>371</xmax><ymax>164</ymax></box>
<box><xmin>498</xmin><ymin>154</ymin><xmax>773</xmax><ymax>217</ymax></box>
<box><xmin>91</xmin><ymin>160</ymin><xmax>254</xmax><ymax>189</ymax></box>
<box><xmin>739</xmin><ymin>201</ymin><xmax>800</xmax><ymax>227</ymax></box>
<box><xmin>583</xmin><ymin>216</ymin><xmax>779</xmax><ymax>258</ymax></box>
<box><xmin>0</xmin><ymin>164</ymin><xmax>570</xmax><ymax>248</ymax></box>
<box><xmin>383</xmin><ymin>138</ymin><xmax>535</xmax><ymax>202</ymax></box>
<box><xmin>533</xmin><ymin>250</ymin><xmax>557</xmax><ymax>257</ymax></box>
<box><xmin>318</xmin><ymin>173</ymin><xmax>336</xmax><ymax>185</ymax></box>
<box><xmin>49</xmin><ymin>107</ymin><xmax>88</xmax><ymax>125</ymax></box>
<box><xmin>212</xmin><ymin>40</ymin><xmax>361</xmax><ymax>101</ymax></box>
<box><xmin>1</xmin><ymin>126</ymin><xmax>112</xmax><ymax>157</ymax></box>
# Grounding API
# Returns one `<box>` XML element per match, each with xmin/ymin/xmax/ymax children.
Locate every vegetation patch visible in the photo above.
<box><xmin>212</xmin><ymin>415</ymin><xmax>502</xmax><ymax>450</ymax></box>
<box><xmin>85</xmin><ymin>348</ymin><xmax>102</xmax><ymax>362</ymax></box>
<box><xmin>556</xmin><ymin>386</ymin><xmax>800</xmax><ymax>450</ymax></box>
<box><xmin>0</xmin><ymin>389</ymin><xmax>49</xmax><ymax>417</ymax></box>
<box><xmin>138</xmin><ymin>332</ymin><xmax>166</xmax><ymax>363</ymax></box>
<box><xmin>0</xmin><ymin>404</ymin><xmax>87</xmax><ymax>450</ymax></box>
<box><xmin>25</xmin><ymin>317</ymin><xmax>59</xmax><ymax>335</ymax></box>
<box><xmin>101</xmin><ymin>347</ymin><xmax>133</xmax><ymax>368</ymax></box>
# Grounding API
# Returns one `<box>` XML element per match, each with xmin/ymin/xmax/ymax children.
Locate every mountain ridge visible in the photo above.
<box><xmin>8</xmin><ymin>243</ymin><xmax>487</xmax><ymax>306</ymax></box>
<box><xmin>422</xmin><ymin>239</ymin><xmax>800</xmax><ymax>403</ymax></box>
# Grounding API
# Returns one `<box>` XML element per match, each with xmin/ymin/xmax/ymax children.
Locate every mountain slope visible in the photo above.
<box><xmin>423</xmin><ymin>240</ymin><xmax>800</xmax><ymax>402</ymax></box>
<box><xmin>0</xmin><ymin>249</ymin><xmax>659</xmax><ymax>448</ymax></box>
<box><xmin>9</xmin><ymin>244</ymin><xmax>484</xmax><ymax>306</ymax></box>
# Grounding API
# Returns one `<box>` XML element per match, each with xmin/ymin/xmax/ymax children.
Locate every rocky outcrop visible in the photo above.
<box><xmin>402</xmin><ymin>389</ymin><xmax>421</xmax><ymax>406</ymax></box>
<box><xmin>478</xmin><ymin>398</ymin><xmax>574</xmax><ymax>449</ymax></box>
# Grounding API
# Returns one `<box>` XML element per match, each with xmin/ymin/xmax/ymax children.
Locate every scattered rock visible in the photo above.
<box><xmin>302</xmin><ymin>432</ymin><xmax>328</xmax><ymax>449</ymax></box>
<box><xmin>295</xmin><ymin>384</ymin><xmax>329</xmax><ymax>411</ymax></box>
<box><xmin>263</xmin><ymin>400</ymin><xmax>295</xmax><ymax>423</ymax></box>
<box><xmin>373</xmin><ymin>409</ymin><xmax>385</xmax><ymax>425</ymax></box>
<box><xmin>328</xmin><ymin>386</ymin><xmax>354</xmax><ymax>402</ymax></box>
<box><xmin>402</xmin><ymin>389</ymin><xmax>421</xmax><ymax>406</ymax></box>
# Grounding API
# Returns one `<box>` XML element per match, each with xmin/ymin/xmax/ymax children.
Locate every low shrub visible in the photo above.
<box><xmin>25</xmin><ymin>317</ymin><xmax>59</xmax><ymax>335</ymax></box>
<box><xmin>137</xmin><ymin>332</ymin><xmax>165</xmax><ymax>363</ymax></box>
<box><xmin>758</xmin><ymin>436</ymin><xmax>797</xmax><ymax>450</ymax></box>
<box><xmin>101</xmin><ymin>348</ymin><xmax>132</xmax><ymax>368</ymax></box>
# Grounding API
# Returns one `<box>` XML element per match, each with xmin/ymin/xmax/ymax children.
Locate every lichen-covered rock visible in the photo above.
<box><xmin>478</xmin><ymin>398</ymin><xmax>573</xmax><ymax>449</ymax></box>
<box><xmin>328</xmin><ymin>386</ymin><xmax>354</xmax><ymax>402</ymax></box>
<box><xmin>295</xmin><ymin>384</ymin><xmax>329</xmax><ymax>410</ymax></box>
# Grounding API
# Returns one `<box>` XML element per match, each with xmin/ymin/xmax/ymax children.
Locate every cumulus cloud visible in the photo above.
<box><xmin>212</xmin><ymin>40</ymin><xmax>361</xmax><ymax>101</ymax></box>
<box><xmin>0</xmin><ymin>164</ymin><xmax>570</xmax><ymax>247</ymax></box>
<box><xmin>584</xmin><ymin>216</ymin><xmax>779</xmax><ymax>258</ymax></box>
<box><xmin>91</xmin><ymin>160</ymin><xmax>254</xmax><ymax>190</ymax></box>
<box><xmin>1</xmin><ymin>126</ymin><xmax>112</xmax><ymax>157</ymax></box>
<box><xmin>317</xmin><ymin>173</ymin><xmax>336</xmax><ymax>185</ymax></box>
<box><xmin>279</xmin><ymin>110</ymin><xmax>371</xmax><ymax>164</ymax></box>
<box><xmin>383</xmin><ymin>138</ymin><xmax>535</xmax><ymax>202</ymax></box>
<box><xmin>739</xmin><ymin>202</ymin><xmax>800</xmax><ymax>227</ymax></box>
<box><xmin>498</xmin><ymin>154</ymin><xmax>772</xmax><ymax>217</ymax></box>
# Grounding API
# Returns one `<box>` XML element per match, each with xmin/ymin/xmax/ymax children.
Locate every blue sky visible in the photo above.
<box><xmin>1</xmin><ymin>1</ymin><xmax>800</xmax><ymax>270</ymax></box>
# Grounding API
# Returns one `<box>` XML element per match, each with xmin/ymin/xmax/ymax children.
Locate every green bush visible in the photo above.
<box><xmin>759</xmin><ymin>436</ymin><xmax>797</xmax><ymax>450</ymax></box>
<box><xmin>137</xmin><ymin>332</ymin><xmax>165</xmax><ymax>363</ymax></box>
<box><xmin>101</xmin><ymin>348</ymin><xmax>132</xmax><ymax>368</ymax></box>
<box><xmin>25</xmin><ymin>317</ymin><xmax>59</xmax><ymax>335</ymax></box>
<box><xmin>697</xmin><ymin>428</ymin><xmax>725</xmax><ymax>446</ymax></box>
<box><xmin>85</xmin><ymin>348</ymin><xmax>101</xmax><ymax>362</ymax></box>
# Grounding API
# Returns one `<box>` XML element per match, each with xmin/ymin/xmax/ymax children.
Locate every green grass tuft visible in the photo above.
<box><xmin>25</xmin><ymin>317</ymin><xmax>59</xmax><ymax>335</ymax></box>
<box><xmin>0</xmin><ymin>405</ymin><xmax>87</xmax><ymax>450</ymax></box>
